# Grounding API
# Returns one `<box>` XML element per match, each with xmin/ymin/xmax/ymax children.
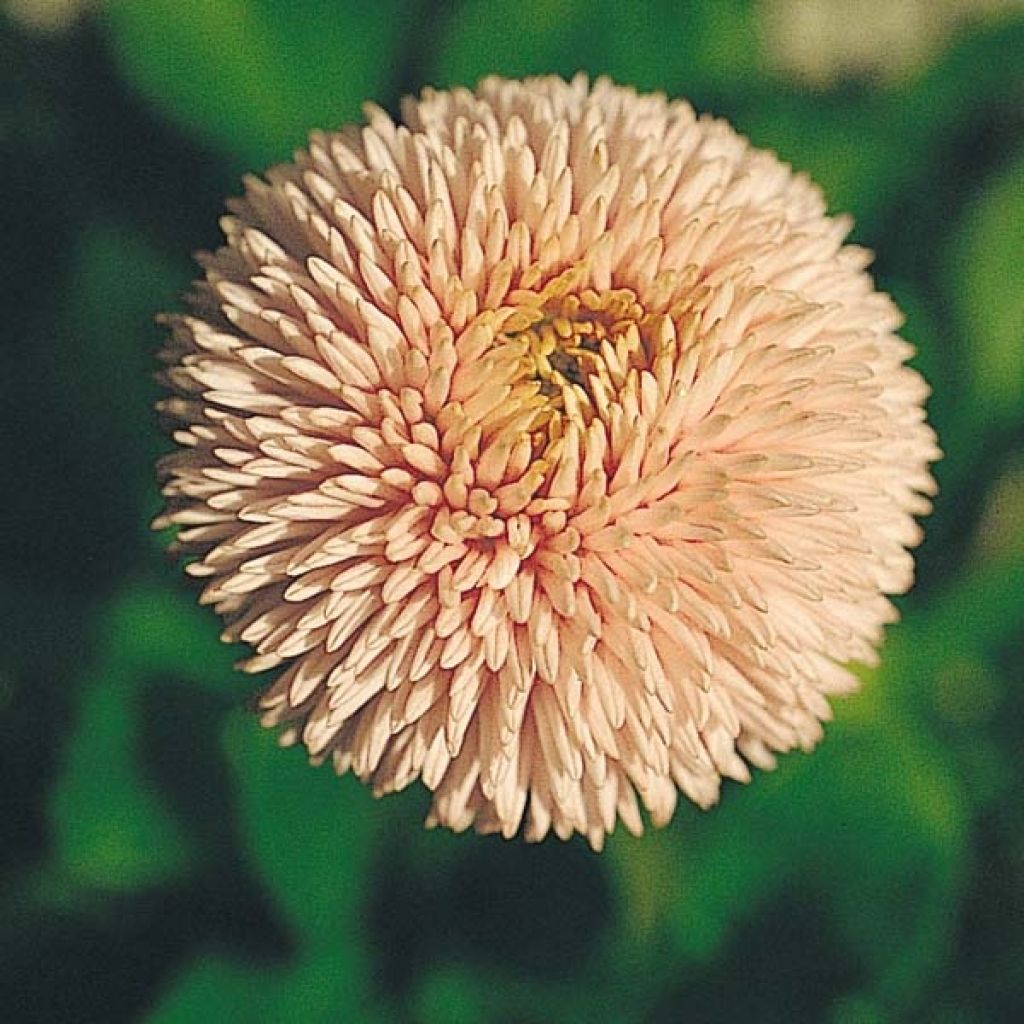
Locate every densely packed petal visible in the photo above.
<box><xmin>156</xmin><ymin>74</ymin><xmax>939</xmax><ymax>848</ymax></box>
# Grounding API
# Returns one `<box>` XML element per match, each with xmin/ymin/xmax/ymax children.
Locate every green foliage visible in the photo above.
<box><xmin>2</xmin><ymin>1</ymin><xmax>1023</xmax><ymax>1022</ymax></box>
<box><xmin>149</xmin><ymin>713</ymin><xmax>383</xmax><ymax>1023</ymax></box>
<box><xmin>103</xmin><ymin>0</ymin><xmax>424</xmax><ymax>166</ymax></box>
<box><xmin>947</xmin><ymin>153</ymin><xmax>1024</xmax><ymax>426</ymax></box>
<box><xmin>431</xmin><ymin>0</ymin><xmax>761</xmax><ymax>100</ymax></box>
<box><xmin>600</xmin><ymin>646</ymin><xmax>970</xmax><ymax>1016</ymax></box>
<box><xmin>51</xmin><ymin>662</ymin><xmax>191</xmax><ymax>890</ymax></box>
<box><xmin>48</xmin><ymin>584</ymin><xmax>235</xmax><ymax>889</ymax></box>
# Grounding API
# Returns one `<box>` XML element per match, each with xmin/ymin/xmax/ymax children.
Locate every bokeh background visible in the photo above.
<box><xmin>2</xmin><ymin>1</ymin><xmax>1023</xmax><ymax>1021</ymax></box>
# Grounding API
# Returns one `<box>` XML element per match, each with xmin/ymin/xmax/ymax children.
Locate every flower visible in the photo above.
<box><xmin>156</xmin><ymin>74</ymin><xmax>938</xmax><ymax>849</ymax></box>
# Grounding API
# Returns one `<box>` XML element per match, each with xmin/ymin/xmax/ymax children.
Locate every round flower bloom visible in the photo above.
<box><xmin>156</xmin><ymin>74</ymin><xmax>938</xmax><ymax>849</ymax></box>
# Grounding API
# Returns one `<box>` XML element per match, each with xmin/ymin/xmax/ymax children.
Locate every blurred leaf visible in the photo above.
<box><xmin>103</xmin><ymin>0</ymin><xmax>420</xmax><ymax>167</ymax></box>
<box><xmin>739</xmin><ymin>92</ymin><xmax>909</xmax><ymax>236</ymax></box>
<box><xmin>148</xmin><ymin>712</ymin><xmax>386</xmax><ymax>1021</ymax></box>
<box><xmin>414</xmin><ymin>965</ymin><xmax>488</xmax><ymax>1024</ymax></box>
<box><xmin>150</xmin><ymin>951</ymin><xmax>395</xmax><ymax>1024</ymax></box>
<box><xmin>410</xmin><ymin>960</ymin><xmax>633</xmax><ymax>1024</ymax></box>
<box><xmin>605</xmin><ymin>553</ymin><xmax>1024</xmax><ymax>1012</ymax></box>
<box><xmin>46</xmin><ymin>580</ymin><xmax>231</xmax><ymax>887</ymax></box>
<box><xmin>61</xmin><ymin>219</ymin><xmax>176</xmax><ymax>443</ymax></box>
<box><xmin>827</xmin><ymin>993</ymin><xmax>888</xmax><ymax>1024</ymax></box>
<box><xmin>946</xmin><ymin>152</ymin><xmax>1024</xmax><ymax>426</ymax></box>
<box><xmin>889</xmin><ymin>555</ymin><xmax>1024</xmax><ymax>812</ymax></box>
<box><xmin>105</xmin><ymin>580</ymin><xmax>238</xmax><ymax>683</ymax></box>
<box><xmin>607</xmin><ymin>702</ymin><xmax>968</xmax><ymax>1014</ymax></box>
<box><xmin>45</xmin><ymin>580</ymin><xmax>242</xmax><ymax>890</ymax></box>
<box><xmin>3</xmin><ymin>217</ymin><xmax>177</xmax><ymax>592</ymax></box>
<box><xmin>857</xmin><ymin>551</ymin><xmax>1024</xmax><ymax>804</ymax></box>
<box><xmin>147</xmin><ymin>955</ymin><xmax>280</xmax><ymax>1023</ymax></box>
<box><xmin>884</xmin><ymin>281</ymin><xmax>953</xmax><ymax>469</ymax></box>
<box><xmin>902</xmin><ymin>18</ymin><xmax>1024</xmax><ymax>153</ymax></box>
<box><xmin>431</xmin><ymin>0</ymin><xmax>762</xmax><ymax>100</ymax></box>
<box><xmin>894</xmin><ymin>555</ymin><xmax>1024</xmax><ymax>677</ymax></box>
<box><xmin>50</xmin><ymin>666</ymin><xmax>190</xmax><ymax>890</ymax></box>
<box><xmin>223</xmin><ymin>710</ymin><xmax>380</xmax><ymax>950</ymax></box>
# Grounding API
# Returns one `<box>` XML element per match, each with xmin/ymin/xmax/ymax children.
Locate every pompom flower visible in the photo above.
<box><xmin>156</xmin><ymin>74</ymin><xmax>938</xmax><ymax>849</ymax></box>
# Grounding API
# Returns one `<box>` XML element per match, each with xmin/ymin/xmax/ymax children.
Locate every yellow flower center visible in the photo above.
<box><xmin>494</xmin><ymin>275</ymin><xmax>671</xmax><ymax>457</ymax></box>
<box><xmin>518</xmin><ymin>287</ymin><xmax>645</xmax><ymax>400</ymax></box>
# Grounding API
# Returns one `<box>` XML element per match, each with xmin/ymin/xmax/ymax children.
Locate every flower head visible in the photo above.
<box><xmin>156</xmin><ymin>75</ymin><xmax>938</xmax><ymax>848</ymax></box>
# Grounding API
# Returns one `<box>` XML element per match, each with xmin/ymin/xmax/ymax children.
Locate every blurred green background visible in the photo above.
<box><xmin>2</xmin><ymin>1</ymin><xmax>1023</xmax><ymax>1021</ymax></box>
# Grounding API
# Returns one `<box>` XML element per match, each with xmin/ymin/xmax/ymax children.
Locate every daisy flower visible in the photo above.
<box><xmin>156</xmin><ymin>75</ymin><xmax>938</xmax><ymax>848</ymax></box>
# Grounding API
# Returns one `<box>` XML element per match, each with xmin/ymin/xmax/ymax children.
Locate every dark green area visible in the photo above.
<box><xmin>1</xmin><ymin>2</ymin><xmax>1022</xmax><ymax>1021</ymax></box>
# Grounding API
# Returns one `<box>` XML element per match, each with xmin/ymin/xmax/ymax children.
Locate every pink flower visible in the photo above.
<box><xmin>156</xmin><ymin>75</ymin><xmax>939</xmax><ymax>849</ymax></box>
